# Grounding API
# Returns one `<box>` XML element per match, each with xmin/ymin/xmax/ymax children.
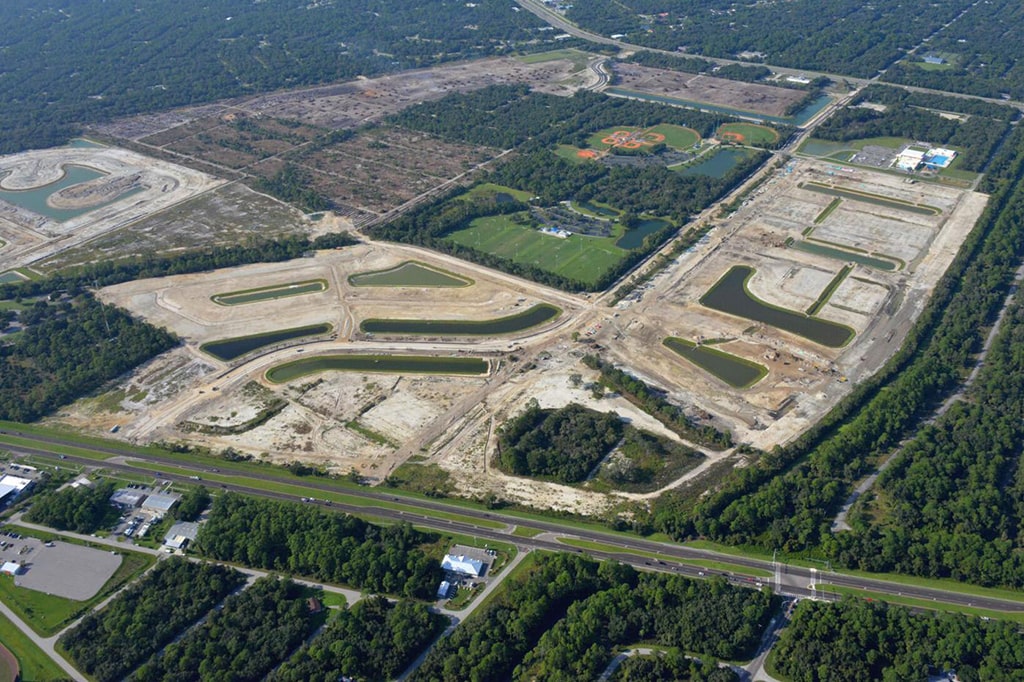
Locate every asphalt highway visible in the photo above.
<box><xmin>2</xmin><ymin>427</ymin><xmax>1022</xmax><ymax>615</ymax></box>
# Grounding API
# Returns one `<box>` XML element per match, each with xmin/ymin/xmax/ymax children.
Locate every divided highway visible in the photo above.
<box><xmin>2</xmin><ymin>427</ymin><xmax>1023</xmax><ymax>616</ymax></box>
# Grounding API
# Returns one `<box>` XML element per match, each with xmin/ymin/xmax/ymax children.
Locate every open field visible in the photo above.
<box><xmin>610</xmin><ymin>63</ymin><xmax>807</xmax><ymax>118</ymax></box>
<box><xmin>447</xmin><ymin>214</ymin><xmax>627</xmax><ymax>286</ymax></box>
<box><xmin>718</xmin><ymin>122</ymin><xmax>781</xmax><ymax>145</ymax></box>
<box><xmin>0</xmin><ymin>612</ymin><xmax>63</xmax><ymax>682</ymax></box>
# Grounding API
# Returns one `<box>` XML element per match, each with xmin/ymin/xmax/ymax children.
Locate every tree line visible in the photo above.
<box><xmin>269</xmin><ymin>596</ymin><xmax>447</xmax><ymax>682</ymax></box>
<box><xmin>413</xmin><ymin>553</ymin><xmax>772</xmax><ymax>682</ymax></box>
<box><xmin>772</xmin><ymin>597</ymin><xmax>1024</xmax><ymax>681</ymax></box>
<box><xmin>133</xmin><ymin>576</ymin><xmax>316</xmax><ymax>682</ymax></box>
<box><xmin>583</xmin><ymin>354</ymin><xmax>733</xmax><ymax>449</ymax></box>
<box><xmin>24</xmin><ymin>480</ymin><xmax>120</xmax><ymax>534</ymax></box>
<box><xmin>497</xmin><ymin>401</ymin><xmax>623</xmax><ymax>484</ymax></box>
<box><xmin>648</xmin><ymin>105</ymin><xmax>1024</xmax><ymax>587</ymax></box>
<box><xmin>0</xmin><ymin>296</ymin><xmax>178</xmax><ymax>423</ymax></box>
<box><xmin>60</xmin><ymin>558</ymin><xmax>246</xmax><ymax>682</ymax></box>
<box><xmin>194</xmin><ymin>494</ymin><xmax>442</xmax><ymax>598</ymax></box>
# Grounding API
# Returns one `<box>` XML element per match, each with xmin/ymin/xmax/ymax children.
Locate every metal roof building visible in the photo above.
<box><xmin>142</xmin><ymin>492</ymin><xmax>181</xmax><ymax>515</ymax></box>
<box><xmin>162</xmin><ymin>521</ymin><xmax>200</xmax><ymax>551</ymax></box>
<box><xmin>442</xmin><ymin>554</ymin><xmax>485</xmax><ymax>577</ymax></box>
<box><xmin>110</xmin><ymin>488</ymin><xmax>146</xmax><ymax>508</ymax></box>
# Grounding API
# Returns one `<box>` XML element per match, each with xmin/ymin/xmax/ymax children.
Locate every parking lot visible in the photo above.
<box><xmin>1</xmin><ymin>534</ymin><xmax>122</xmax><ymax>601</ymax></box>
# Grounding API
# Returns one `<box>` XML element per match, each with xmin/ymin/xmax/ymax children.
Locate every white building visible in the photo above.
<box><xmin>894</xmin><ymin>148</ymin><xmax>927</xmax><ymax>171</ymax></box>
<box><xmin>442</xmin><ymin>554</ymin><xmax>485</xmax><ymax>577</ymax></box>
<box><xmin>0</xmin><ymin>475</ymin><xmax>33</xmax><ymax>507</ymax></box>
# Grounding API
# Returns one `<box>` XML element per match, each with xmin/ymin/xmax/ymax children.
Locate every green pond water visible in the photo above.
<box><xmin>791</xmin><ymin>240</ymin><xmax>899</xmax><ymax>271</ymax></box>
<box><xmin>266</xmin><ymin>355</ymin><xmax>489</xmax><ymax>383</ymax></box>
<box><xmin>201</xmin><ymin>323</ymin><xmax>332</xmax><ymax>361</ymax></box>
<box><xmin>663</xmin><ymin>337</ymin><xmax>766</xmax><ymax>388</ymax></box>
<box><xmin>700</xmin><ymin>266</ymin><xmax>854</xmax><ymax>347</ymax></box>
<box><xmin>0</xmin><ymin>165</ymin><xmax>140</xmax><ymax>222</ymax></box>
<box><xmin>0</xmin><ymin>272</ymin><xmax>27</xmax><ymax>285</ymax></box>
<box><xmin>679</xmin><ymin>149</ymin><xmax>748</xmax><ymax>179</ymax></box>
<box><xmin>801</xmin><ymin>183</ymin><xmax>939</xmax><ymax>215</ymax></box>
<box><xmin>615</xmin><ymin>218</ymin><xmax>671</xmax><ymax>250</ymax></box>
<box><xmin>361</xmin><ymin>303</ymin><xmax>560</xmax><ymax>336</ymax></box>
<box><xmin>213</xmin><ymin>280</ymin><xmax>327</xmax><ymax>306</ymax></box>
<box><xmin>349</xmin><ymin>262</ymin><xmax>470</xmax><ymax>287</ymax></box>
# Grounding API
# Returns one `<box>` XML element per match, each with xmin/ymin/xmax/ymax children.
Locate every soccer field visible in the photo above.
<box><xmin>447</xmin><ymin>214</ymin><xmax>627</xmax><ymax>287</ymax></box>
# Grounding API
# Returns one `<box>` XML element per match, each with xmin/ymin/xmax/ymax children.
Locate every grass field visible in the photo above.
<box><xmin>461</xmin><ymin>182</ymin><xmax>533</xmax><ymax>202</ymax></box>
<box><xmin>717</xmin><ymin>122</ymin><xmax>780</xmax><ymax>145</ymax></box>
<box><xmin>447</xmin><ymin>214</ymin><xmax>626</xmax><ymax>286</ymax></box>
<box><xmin>0</xmin><ymin>612</ymin><xmax>64</xmax><ymax>681</ymax></box>
<box><xmin>0</xmin><ymin>547</ymin><xmax>153</xmax><ymax>636</ymax></box>
<box><xmin>516</xmin><ymin>48</ymin><xmax>592</xmax><ymax>71</ymax></box>
<box><xmin>647</xmin><ymin>124</ymin><xmax>700</xmax><ymax>149</ymax></box>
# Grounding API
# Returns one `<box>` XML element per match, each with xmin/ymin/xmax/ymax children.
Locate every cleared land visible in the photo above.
<box><xmin>0</xmin><ymin>144</ymin><xmax>223</xmax><ymax>273</ymax></box>
<box><xmin>611</xmin><ymin>62</ymin><xmax>807</xmax><ymax>118</ymax></box>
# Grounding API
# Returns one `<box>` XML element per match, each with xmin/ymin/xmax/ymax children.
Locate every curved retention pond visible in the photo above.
<box><xmin>266</xmin><ymin>355</ymin><xmax>489</xmax><ymax>383</ymax></box>
<box><xmin>663</xmin><ymin>337</ymin><xmax>767</xmax><ymax>389</ymax></box>
<box><xmin>0</xmin><ymin>165</ymin><xmax>137</xmax><ymax>222</ymax></box>
<box><xmin>700</xmin><ymin>266</ymin><xmax>854</xmax><ymax>347</ymax></box>
<box><xmin>615</xmin><ymin>218</ymin><xmax>671</xmax><ymax>250</ymax></box>
<box><xmin>212</xmin><ymin>279</ymin><xmax>328</xmax><ymax>306</ymax></box>
<box><xmin>349</xmin><ymin>261</ymin><xmax>471</xmax><ymax>287</ymax></box>
<box><xmin>200</xmin><ymin>323</ymin><xmax>332</xmax><ymax>361</ymax></box>
<box><xmin>360</xmin><ymin>303</ymin><xmax>561</xmax><ymax>336</ymax></box>
<box><xmin>678</xmin><ymin>149</ymin><xmax>748</xmax><ymax>179</ymax></box>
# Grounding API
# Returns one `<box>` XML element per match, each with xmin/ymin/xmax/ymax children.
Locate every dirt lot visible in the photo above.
<box><xmin>0</xmin><ymin>144</ymin><xmax>223</xmax><ymax>272</ymax></box>
<box><xmin>611</xmin><ymin>62</ymin><xmax>807</xmax><ymax>117</ymax></box>
<box><xmin>92</xmin><ymin>56</ymin><xmax>591</xmax><ymax>144</ymax></box>
<box><xmin>606</xmin><ymin>157</ymin><xmax>986</xmax><ymax>450</ymax></box>
<box><xmin>39</xmin><ymin>182</ymin><xmax>323</xmax><ymax>272</ymax></box>
<box><xmin>64</xmin><ymin>157</ymin><xmax>983</xmax><ymax>511</ymax></box>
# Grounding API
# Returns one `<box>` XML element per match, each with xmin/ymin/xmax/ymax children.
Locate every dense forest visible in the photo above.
<box><xmin>771</xmin><ymin>597</ymin><xmax>1024</xmax><ymax>681</ymax></box>
<box><xmin>0</xmin><ymin>295</ymin><xmax>178</xmax><ymax>423</ymax></box>
<box><xmin>853</xmin><ymin>85</ymin><xmax>1020</xmax><ymax>122</ymax></box>
<box><xmin>0</xmin><ymin>0</ymin><xmax>574</xmax><ymax>153</ymax></box>
<box><xmin>269</xmin><ymin>596</ymin><xmax>447</xmax><ymax>682</ymax></box>
<box><xmin>583</xmin><ymin>354</ymin><xmax>733</xmax><ymax>449</ymax></box>
<box><xmin>60</xmin><ymin>559</ymin><xmax>246</xmax><ymax>682</ymax></box>
<box><xmin>831</xmin><ymin>298</ymin><xmax>1024</xmax><ymax>585</ymax></box>
<box><xmin>812</xmin><ymin>104</ymin><xmax>1010</xmax><ymax>173</ymax></box>
<box><xmin>649</xmin><ymin>107</ymin><xmax>1024</xmax><ymax>588</ymax></box>
<box><xmin>880</xmin><ymin>0</ymin><xmax>1024</xmax><ymax>100</ymax></box>
<box><xmin>613</xmin><ymin>653</ymin><xmax>739</xmax><ymax>682</ymax></box>
<box><xmin>194</xmin><ymin>494</ymin><xmax>442</xmax><ymax>598</ymax></box>
<box><xmin>413</xmin><ymin>553</ymin><xmax>772</xmax><ymax>682</ymax></box>
<box><xmin>23</xmin><ymin>480</ymin><xmax>120</xmax><ymax>533</ymax></box>
<box><xmin>133</xmin><ymin>576</ymin><xmax>316</xmax><ymax>682</ymax></box>
<box><xmin>565</xmin><ymin>0</ymin><xmax>972</xmax><ymax>77</ymax></box>
<box><xmin>496</xmin><ymin>402</ymin><xmax>623</xmax><ymax>483</ymax></box>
